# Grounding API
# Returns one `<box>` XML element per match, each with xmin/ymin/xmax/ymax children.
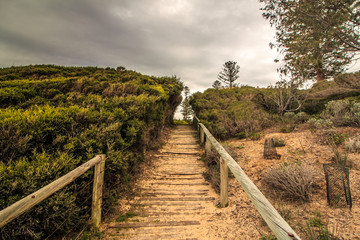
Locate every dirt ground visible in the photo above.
<box><xmin>101</xmin><ymin>125</ymin><xmax>360</xmax><ymax>240</ymax></box>
<box><xmin>224</xmin><ymin>125</ymin><xmax>360</xmax><ymax>239</ymax></box>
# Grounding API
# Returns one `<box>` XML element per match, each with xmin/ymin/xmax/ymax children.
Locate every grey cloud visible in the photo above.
<box><xmin>0</xmin><ymin>0</ymin><xmax>281</xmax><ymax>91</ymax></box>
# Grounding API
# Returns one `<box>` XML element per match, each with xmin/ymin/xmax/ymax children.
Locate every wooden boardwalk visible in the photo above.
<box><xmin>103</xmin><ymin>125</ymin><xmax>220</xmax><ymax>240</ymax></box>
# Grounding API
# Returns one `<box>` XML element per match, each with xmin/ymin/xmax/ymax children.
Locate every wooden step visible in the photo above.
<box><xmin>140</xmin><ymin>197</ymin><xmax>215</xmax><ymax>202</ymax></box>
<box><xmin>109</xmin><ymin>220</ymin><xmax>201</xmax><ymax>229</ymax></box>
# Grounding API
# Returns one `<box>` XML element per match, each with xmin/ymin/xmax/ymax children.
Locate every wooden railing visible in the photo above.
<box><xmin>0</xmin><ymin>154</ymin><xmax>106</xmax><ymax>229</ymax></box>
<box><xmin>193</xmin><ymin>116</ymin><xmax>300</xmax><ymax>240</ymax></box>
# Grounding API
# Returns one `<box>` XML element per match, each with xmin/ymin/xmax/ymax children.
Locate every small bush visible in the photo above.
<box><xmin>236</xmin><ymin>131</ymin><xmax>261</xmax><ymax>140</ymax></box>
<box><xmin>307</xmin><ymin>211</ymin><xmax>340</xmax><ymax>240</ymax></box>
<box><xmin>237</xmin><ymin>131</ymin><xmax>247</xmax><ymax>139</ymax></box>
<box><xmin>321</xmin><ymin>99</ymin><xmax>360</xmax><ymax>127</ymax></box>
<box><xmin>346</xmin><ymin>135</ymin><xmax>360</xmax><ymax>153</ymax></box>
<box><xmin>330</xmin><ymin>132</ymin><xmax>348</xmax><ymax>146</ymax></box>
<box><xmin>264</xmin><ymin>164</ymin><xmax>316</xmax><ymax>202</ymax></box>
<box><xmin>280</xmin><ymin>125</ymin><xmax>295</xmax><ymax>133</ymax></box>
<box><xmin>250</xmin><ymin>132</ymin><xmax>261</xmax><ymax>140</ymax></box>
<box><xmin>260</xmin><ymin>234</ymin><xmax>276</xmax><ymax>240</ymax></box>
<box><xmin>273</xmin><ymin>138</ymin><xmax>286</xmax><ymax>147</ymax></box>
<box><xmin>311</xmin><ymin>129</ymin><xmax>348</xmax><ymax>146</ymax></box>
<box><xmin>294</xmin><ymin>112</ymin><xmax>309</xmax><ymax>123</ymax></box>
<box><xmin>307</xmin><ymin>118</ymin><xmax>333</xmax><ymax>129</ymax></box>
<box><xmin>283</xmin><ymin>112</ymin><xmax>295</xmax><ymax>120</ymax></box>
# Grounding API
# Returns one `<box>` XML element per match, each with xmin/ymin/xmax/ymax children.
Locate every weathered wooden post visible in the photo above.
<box><xmin>200</xmin><ymin>127</ymin><xmax>204</xmax><ymax>145</ymax></box>
<box><xmin>92</xmin><ymin>154</ymin><xmax>106</xmax><ymax>229</ymax></box>
<box><xmin>220</xmin><ymin>157</ymin><xmax>229</xmax><ymax>207</ymax></box>
<box><xmin>205</xmin><ymin>136</ymin><xmax>211</xmax><ymax>156</ymax></box>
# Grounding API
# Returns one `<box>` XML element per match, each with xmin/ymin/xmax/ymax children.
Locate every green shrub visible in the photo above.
<box><xmin>307</xmin><ymin>211</ymin><xmax>340</xmax><ymax>240</ymax></box>
<box><xmin>294</xmin><ymin>111</ymin><xmax>309</xmax><ymax>123</ymax></box>
<box><xmin>321</xmin><ymin>99</ymin><xmax>360</xmax><ymax>127</ymax></box>
<box><xmin>334</xmin><ymin>71</ymin><xmax>360</xmax><ymax>89</ymax></box>
<box><xmin>236</xmin><ymin>131</ymin><xmax>247</xmax><ymax>139</ymax></box>
<box><xmin>190</xmin><ymin>87</ymin><xmax>274</xmax><ymax>139</ymax></box>
<box><xmin>260</xmin><ymin>234</ymin><xmax>276</xmax><ymax>240</ymax></box>
<box><xmin>280</xmin><ymin>125</ymin><xmax>295</xmax><ymax>133</ymax></box>
<box><xmin>283</xmin><ymin>111</ymin><xmax>295</xmax><ymax>120</ymax></box>
<box><xmin>307</xmin><ymin>118</ymin><xmax>333</xmax><ymax>129</ymax></box>
<box><xmin>236</xmin><ymin>131</ymin><xmax>261</xmax><ymax>140</ymax></box>
<box><xmin>273</xmin><ymin>138</ymin><xmax>286</xmax><ymax>147</ymax></box>
<box><xmin>0</xmin><ymin>65</ymin><xmax>183</xmax><ymax>239</ymax></box>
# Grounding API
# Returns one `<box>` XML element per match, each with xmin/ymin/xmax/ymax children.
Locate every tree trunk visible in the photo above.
<box><xmin>316</xmin><ymin>69</ymin><xmax>324</xmax><ymax>82</ymax></box>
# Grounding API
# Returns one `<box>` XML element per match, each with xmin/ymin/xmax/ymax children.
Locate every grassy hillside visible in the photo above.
<box><xmin>0</xmin><ymin>65</ymin><xmax>183</xmax><ymax>239</ymax></box>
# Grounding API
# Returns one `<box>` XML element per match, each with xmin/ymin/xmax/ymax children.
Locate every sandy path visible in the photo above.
<box><xmin>102</xmin><ymin>125</ymin><xmax>230</xmax><ymax>240</ymax></box>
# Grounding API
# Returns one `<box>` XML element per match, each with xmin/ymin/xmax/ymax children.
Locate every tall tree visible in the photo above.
<box><xmin>181</xmin><ymin>86</ymin><xmax>193</xmax><ymax>122</ymax></box>
<box><xmin>217</xmin><ymin>61</ymin><xmax>240</xmax><ymax>88</ymax></box>
<box><xmin>260</xmin><ymin>0</ymin><xmax>359</xmax><ymax>82</ymax></box>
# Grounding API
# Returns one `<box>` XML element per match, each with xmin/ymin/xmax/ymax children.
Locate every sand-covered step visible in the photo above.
<box><xmin>140</xmin><ymin>197</ymin><xmax>215</xmax><ymax>201</ymax></box>
<box><xmin>109</xmin><ymin>220</ymin><xmax>201</xmax><ymax>229</ymax></box>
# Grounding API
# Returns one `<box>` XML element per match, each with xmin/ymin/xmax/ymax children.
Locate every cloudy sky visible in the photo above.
<box><xmin>0</xmin><ymin>0</ymin><xmax>283</xmax><ymax>92</ymax></box>
<box><xmin>1</xmin><ymin>0</ymin><xmax>359</xmax><ymax>94</ymax></box>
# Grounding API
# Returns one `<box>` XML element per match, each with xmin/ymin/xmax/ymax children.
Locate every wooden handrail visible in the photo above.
<box><xmin>0</xmin><ymin>154</ymin><xmax>106</xmax><ymax>229</ymax></box>
<box><xmin>194</xmin><ymin>117</ymin><xmax>300</xmax><ymax>240</ymax></box>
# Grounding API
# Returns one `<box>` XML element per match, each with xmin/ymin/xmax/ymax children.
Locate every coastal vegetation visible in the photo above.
<box><xmin>0</xmin><ymin>65</ymin><xmax>183</xmax><ymax>239</ymax></box>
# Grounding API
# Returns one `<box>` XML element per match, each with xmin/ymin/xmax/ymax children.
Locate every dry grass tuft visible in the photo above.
<box><xmin>264</xmin><ymin>164</ymin><xmax>317</xmax><ymax>202</ymax></box>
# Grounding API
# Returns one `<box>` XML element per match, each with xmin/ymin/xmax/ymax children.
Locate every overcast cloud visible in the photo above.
<box><xmin>0</xmin><ymin>0</ymin><xmax>283</xmax><ymax>92</ymax></box>
<box><xmin>1</xmin><ymin>0</ymin><xmax>359</xmax><ymax>94</ymax></box>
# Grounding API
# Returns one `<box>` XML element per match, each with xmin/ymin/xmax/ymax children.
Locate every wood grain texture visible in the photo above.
<box><xmin>92</xmin><ymin>156</ymin><xmax>106</xmax><ymax>229</ymax></box>
<box><xmin>220</xmin><ymin>157</ymin><xmax>229</xmax><ymax>208</ymax></box>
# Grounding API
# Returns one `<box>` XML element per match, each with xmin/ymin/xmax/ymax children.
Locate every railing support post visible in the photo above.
<box><xmin>220</xmin><ymin>157</ymin><xmax>229</xmax><ymax>207</ymax></box>
<box><xmin>205</xmin><ymin>136</ymin><xmax>211</xmax><ymax>156</ymax></box>
<box><xmin>92</xmin><ymin>155</ymin><xmax>106</xmax><ymax>229</ymax></box>
<box><xmin>200</xmin><ymin>127</ymin><xmax>204</xmax><ymax>145</ymax></box>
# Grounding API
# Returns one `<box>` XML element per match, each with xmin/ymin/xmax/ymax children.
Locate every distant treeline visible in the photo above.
<box><xmin>0</xmin><ymin>65</ymin><xmax>183</xmax><ymax>239</ymax></box>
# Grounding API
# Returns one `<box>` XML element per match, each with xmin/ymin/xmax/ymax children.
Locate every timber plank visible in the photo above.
<box><xmin>109</xmin><ymin>220</ymin><xmax>201</xmax><ymax>228</ymax></box>
<box><xmin>140</xmin><ymin>197</ymin><xmax>215</xmax><ymax>201</ymax></box>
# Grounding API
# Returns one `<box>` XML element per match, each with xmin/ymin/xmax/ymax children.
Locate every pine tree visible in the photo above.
<box><xmin>217</xmin><ymin>61</ymin><xmax>240</xmax><ymax>88</ymax></box>
<box><xmin>181</xmin><ymin>86</ymin><xmax>193</xmax><ymax>122</ymax></box>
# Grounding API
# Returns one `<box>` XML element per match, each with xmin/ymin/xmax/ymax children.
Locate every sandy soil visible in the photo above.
<box><xmin>101</xmin><ymin>125</ymin><xmax>360</xmax><ymax>240</ymax></box>
<box><xmin>224</xmin><ymin>126</ymin><xmax>360</xmax><ymax>239</ymax></box>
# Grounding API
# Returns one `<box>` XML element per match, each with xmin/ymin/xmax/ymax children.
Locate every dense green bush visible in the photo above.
<box><xmin>334</xmin><ymin>71</ymin><xmax>360</xmax><ymax>89</ymax></box>
<box><xmin>308</xmin><ymin>99</ymin><xmax>360</xmax><ymax>128</ymax></box>
<box><xmin>190</xmin><ymin>87</ymin><xmax>274</xmax><ymax>139</ymax></box>
<box><xmin>322</xmin><ymin>99</ymin><xmax>360</xmax><ymax>127</ymax></box>
<box><xmin>0</xmin><ymin>65</ymin><xmax>183</xmax><ymax>239</ymax></box>
<box><xmin>303</xmin><ymin>79</ymin><xmax>360</xmax><ymax>115</ymax></box>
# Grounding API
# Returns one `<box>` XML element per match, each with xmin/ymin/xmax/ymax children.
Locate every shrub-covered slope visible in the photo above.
<box><xmin>190</xmin><ymin>72</ymin><xmax>360</xmax><ymax>139</ymax></box>
<box><xmin>303</xmin><ymin>75</ymin><xmax>360</xmax><ymax>114</ymax></box>
<box><xmin>190</xmin><ymin>87</ymin><xmax>274</xmax><ymax>139</ymax></box>
<box><xmin>0</xmin><ymin>65</ymin><xmax>183</xmax><ymax>239</ymax></box>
